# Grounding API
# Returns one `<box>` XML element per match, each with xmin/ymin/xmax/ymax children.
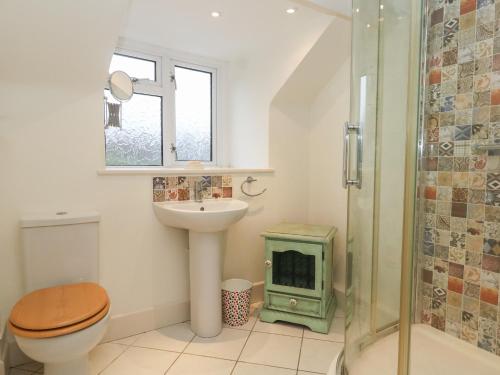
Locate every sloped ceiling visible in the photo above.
<box><xmin>0</xmin><ymin>0</ymin><xmax>130</xmax><ymax>87</ymax></box>
<box><xmin>294</xmin><ymin>0</ymin><xmax>352</xmax><ymax>17</ymax></box>
<box><xmin>310</xmin><ymin>0</ymin><xmax>351</xmax><ymax>16</ymax></box>
<box><xmin>120</xmin><ymin>0</ymin><xmax>336</xmax><ymax>61</ymax></box>
<box><xmin>272</xmin><ymin>18</ymin><xmax>351</xmax><ymax>107</ymax></box>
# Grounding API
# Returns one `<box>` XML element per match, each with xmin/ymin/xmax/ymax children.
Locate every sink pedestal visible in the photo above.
<box><xmin>152</xmin><ymin>199</ymin><xmax>249</xmax><ymax>338</ymax></box>
<box><xmin>189</xmin><ymin>231</ymin><xmax>224</xmax><ymax>337</ymax></box>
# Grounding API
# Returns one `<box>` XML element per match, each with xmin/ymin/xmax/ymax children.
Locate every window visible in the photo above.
<box><xmin>109</xmin><ymin>53</ymin><xmax>156</xmax><ymax>81</ymax></box>
<box><xmin>104</xmin><ymin>47</ymin><xmax>218</xmax><ymax>167</ymax></box>
<box><xmin>173</xmin><ymin>64</ymin><xmax>214</xmax><ymax>162</ymax></box>
<box><xmin>104</xmin><ymin>90</ymin><xmax>163</xmax><ymax>166</ymax></box>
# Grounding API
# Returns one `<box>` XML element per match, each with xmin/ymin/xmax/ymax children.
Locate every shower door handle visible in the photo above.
<box><xmin>342</xmin><ymin>122</ymin><xmax>362</xmax><ymax>189</ymax></box>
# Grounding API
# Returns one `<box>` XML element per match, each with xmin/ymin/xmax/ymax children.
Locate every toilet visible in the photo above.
<box><xmin>8</xmin><ymin>212</ymin><xmax>110</xmax><ymax>375</ymax></box>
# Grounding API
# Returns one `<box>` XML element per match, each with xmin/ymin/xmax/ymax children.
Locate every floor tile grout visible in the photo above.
<box><xmin>236</xmin><ymin>359</ymin><xmax>303</xmax><ymax>372</ymax></box>
<box><xmin>98</xmin><ymin>344</ymin><xmax>131</xmax><ymax>375</ymax></box>
<box><xmin>162</xmin><ymin>350</ymin><xmax>182</xmax><ymax>374</ymax></box>
<box><xmin>172</xmin><ymin>351</ymin><xmax>238</xmax><ymax>362</ymax></box>
<box><xmin>124</xmin><ymin>344</ymin><xmax>185</xmax><ymax>353</ymax></box>
<box><xmin>296</xmin><ymin>323</ymin><xmax>305</xmax><ymax>373</ymax></box>
<box><xmin>15</xmin><ymin>311</ymin><xmax>343</xmax><ymax>375</ymax></box>
<box><xmin>234</xmin><ymin>359</ymin><xmax>299</xmax><ymax>372</ymax></box>
<box><xmin>301</xmin><ymin>336</ymin><xmax>345</xmax><ymax>344</ymax></box>
<box><xmin>252</xmin><ymin>329</ymin><xmax>305</xmax><ymax>338</ymax></box>
<box><xmin>229</xmin><ymin>324</ymin><xmax>253</xmax><ymax>374</ymax></box>
<box><xmin>116</xmin><ymin>327</ymin><xmax>342</xmax><ymax>349</ymax></box>
<box><xmin>163</xmin><ymin>330</ymin><xmax>198</xmax><ymax>374</ymax></box>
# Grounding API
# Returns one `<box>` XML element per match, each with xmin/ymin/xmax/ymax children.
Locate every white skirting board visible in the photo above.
<box><xmin>104</xmin><ymin>280</ymin><xmax>266</xmax><ymax>342</ymax></box>
<box><xmin>251</xmin><ymin>281</ymin><xmax>264</xmax><ymax>304</ymax></box>
<box><xmin>103</xmin><ymin>285</ymin><xmax>344</xmax><ymax>343</ymax></box>
<box><xmin>102</xmin><ymin>300</ymin><xmax>190</xmax><ymax>342</ymax></box>
<box><xmin>335</xmin><ymin>289</ymin><xmax>346</xmax><ymax>312</ymax></box>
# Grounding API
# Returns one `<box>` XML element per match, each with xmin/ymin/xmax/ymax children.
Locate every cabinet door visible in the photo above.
<box><xmin>265</xmin><ymin>240</ymin><xmax>323</xmax><ymax>298</ymax></box>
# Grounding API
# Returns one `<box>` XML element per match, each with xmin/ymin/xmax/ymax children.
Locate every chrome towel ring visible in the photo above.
<box><xmin>241</xmin><ymin>176</ymin><xmax>267</xmax><ymax>197</ymax></box>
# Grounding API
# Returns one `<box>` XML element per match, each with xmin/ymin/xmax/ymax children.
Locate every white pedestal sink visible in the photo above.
<box><xmin>153</xmin><ymin>199</ymin><xmax>248</xmax><ymax>337</ymax></box>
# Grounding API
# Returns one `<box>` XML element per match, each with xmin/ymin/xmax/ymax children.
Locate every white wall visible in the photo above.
<box><xmin>308</xmin><ymin>56</ymin><xmax>350</xmax><ymax>293</ymax></box>
<box><xmin>0</xmin><ymin>0</ymin><xmax>351</xmax><ymax>339</ymax></box>
<box><xmin>0</xmin><ymin>0</ymin><xmax>130</xmax><ymax>320</ymax></box>
<box><xmin>0</xmin><ymin>0</ymin><xmax>189</xmax><ymax>328</ymax></box>
<box><xmin>118</xmin><ymin>0</ymin><xmax>336</xmax><ymax>168</ymax></box>
<box><xmin>227</xmin><ymin>25</ymin><xmax>332</xmax><ymax>168</ymax></box>
<box><xmin>269</xmin><ymin>19</ymin><xmax>351</xmax><ymax>292</ymax></box>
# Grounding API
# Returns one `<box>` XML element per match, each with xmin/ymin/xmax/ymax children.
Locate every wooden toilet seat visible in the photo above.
<box><xmin>8</xmin><ymin>282</ymin><xmax>110</xmax><ymax>339</ymax></box>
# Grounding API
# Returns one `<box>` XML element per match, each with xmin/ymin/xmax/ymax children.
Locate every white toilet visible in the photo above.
<box><xmin>8</xmin><ymin>212</ymin><xmax>110</xmax><ymax>375</ymax></box>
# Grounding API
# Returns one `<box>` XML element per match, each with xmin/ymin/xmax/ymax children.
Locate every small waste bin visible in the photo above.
<box><xmin>222</xmin><ymin>279</ymin><xmax>252</xmax><ymax>327</ymax></box>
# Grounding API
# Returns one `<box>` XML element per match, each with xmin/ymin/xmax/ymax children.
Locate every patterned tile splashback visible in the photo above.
<box><xmin>152</xmin><ymin>176</ymin><xmax>232</xmax><ymax>202</ymax></box>
<box><xmin>419</xmin><ymin>0</ymin><xmax>500</xmax><ymax>356</ymax></box>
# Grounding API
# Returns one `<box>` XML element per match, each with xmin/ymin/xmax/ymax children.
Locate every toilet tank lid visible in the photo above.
<box><xmin>20</xmin><ymin>211</ymin><xmax>101</xmax><ymax>228</ymax></box>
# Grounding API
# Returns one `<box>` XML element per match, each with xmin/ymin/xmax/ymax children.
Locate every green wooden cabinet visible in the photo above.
<box><xmin>259</xmin><ymin>223</ymin><xmax>337</xmax><ymax>333</ymax></box>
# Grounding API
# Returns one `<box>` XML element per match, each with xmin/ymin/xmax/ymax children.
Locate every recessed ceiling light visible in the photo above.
<box><xmin>211</xmin><ymin>11</ymin><xmax>221</xmax><ymax>18</ymax></box>
<box><xmin>286</xmin><ymin>8</ymin><xmax>297</xmax><ymax>14</ymax></box>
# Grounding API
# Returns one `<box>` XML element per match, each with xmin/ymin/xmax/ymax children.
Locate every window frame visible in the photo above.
<box><xmin>105</xmin><ymin>43</ymin><xmax>221</xmax><ymax>168</ymax></box>
<box><xmin>111</xmin><ymin>48</ymin><xmax>163</xmax><ymax>93</ymax></box>
<box><xmin>166</xmin><ymin>60</ymin><xmax>218</xmax><ymax>167</ymax></box>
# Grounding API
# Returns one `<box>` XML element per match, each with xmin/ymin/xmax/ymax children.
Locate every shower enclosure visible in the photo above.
<box><xmin>340</xmin><ymin>0</ymin><xmax>500</xmax><ymax>374</ymax></box>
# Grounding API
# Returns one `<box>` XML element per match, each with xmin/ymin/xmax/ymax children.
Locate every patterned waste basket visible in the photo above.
<box><xmin>222</xmin><ymin>279</ymin><xmax>253</xmax><ymax>327</ymax></box>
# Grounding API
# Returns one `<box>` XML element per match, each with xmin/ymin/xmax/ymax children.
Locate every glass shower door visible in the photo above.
<box><xmin>343</xmin><ymin>0</ymin><xmax>382</xmax><ymax>370</ymax></box>
<box><xmin>342</xmin><ymin>0</ymin><xmax>421</xmax><ymax>374</ymax></box>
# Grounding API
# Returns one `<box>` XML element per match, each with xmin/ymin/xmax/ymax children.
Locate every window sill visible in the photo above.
<box><xmin>97</xmin><ymin>167</ymin><xmax>275</xmax><ymax>176</ymax></box>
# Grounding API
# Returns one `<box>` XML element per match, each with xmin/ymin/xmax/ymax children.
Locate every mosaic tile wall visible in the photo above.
<box><xmin>419</xmin><ymin>0</ymin><xmax>500</xmax><ymax>355</ymax></box>
<box><xmin>152</xmin><ymin>176</ymin><xmax>233</xmax><ymax>202</ymax></box>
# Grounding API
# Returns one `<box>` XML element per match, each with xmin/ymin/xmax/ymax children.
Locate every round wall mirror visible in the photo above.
<box><xmin>109</xmin><ymin>70</ymin><xmax>134</xmax><ymax>102</ymax></box>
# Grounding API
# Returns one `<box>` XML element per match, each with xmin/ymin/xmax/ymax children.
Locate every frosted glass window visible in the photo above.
<box><xmin>103</xmin><ymin>47</ymin><xmax>219</xmax><ymax>167</ymax></box>
<box><xmin>109</xmin><ymin>54</ymin><xmax>156</xmax><ymax>81</ymax></box>
<box><xmin>104</xmin><ymin>90</ymin><xmax>162</xmax><ymax>166</ymax></box>
<box><xmin>174</xmin><ymin>66</ymin><xmax>213</xmax><ymax>161</ymax></box>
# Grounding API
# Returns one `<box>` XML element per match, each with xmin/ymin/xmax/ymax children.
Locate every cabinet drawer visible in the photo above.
<box><xmin>267</xmin><ymin>292</ymin><xmax>321</xmax><ymax>317</ymax></box>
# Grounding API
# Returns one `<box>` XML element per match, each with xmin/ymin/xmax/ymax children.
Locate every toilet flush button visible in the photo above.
<box><xmin>56</xmin><ymin>211</ymin><xmax>68</xmax><ymax>215</ymax></box>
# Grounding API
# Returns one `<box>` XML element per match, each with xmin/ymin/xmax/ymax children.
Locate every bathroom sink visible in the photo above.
<box><xmin>153</xmin><ymin>199</ymin><xmax>248</xmax><ymax>233</ymax></box>
<box><xmin>153</xmin><ymin>198</ymin><xmax>249</xmax><ymax>338</ymax></box>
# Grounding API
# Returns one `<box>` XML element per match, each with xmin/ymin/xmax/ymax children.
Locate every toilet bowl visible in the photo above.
<box><xmin>9</xmin><ymin>282</ymin><xmax>110</xmax><ymax>375</ymax></box>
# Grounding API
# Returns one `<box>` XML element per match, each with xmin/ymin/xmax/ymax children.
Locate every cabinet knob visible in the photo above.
<box><xmin>289</xmin><ymin>298</ymin><xmax>297</xmax><ymax>307</ymax></box>
<box><xmin>265</xmin><ymin>260</ymin><xmax>272</xmax><ymax>268</ymax></box>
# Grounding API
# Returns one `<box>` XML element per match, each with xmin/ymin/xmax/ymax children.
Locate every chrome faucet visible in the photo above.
<box><xmin>194</xmin><ymin>180</ymin><xmax>203</xmax><ymax>202</ymax></box>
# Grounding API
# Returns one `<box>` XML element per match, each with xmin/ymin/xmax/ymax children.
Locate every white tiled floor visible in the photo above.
<box><xmin>9</xmin><ymin>306</ymin><xmax>344</xmax><ymax>375</ymax></box>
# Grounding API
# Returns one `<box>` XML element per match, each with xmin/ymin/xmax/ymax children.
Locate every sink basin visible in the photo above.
<box><xmin>153</xmin><ymin>199</ymin><xmax>248</xmax><ymax>233</ymax></box>
<box><xmin>153</xmin><ymin>199</ymin><xmax>249</xmax><ymax>338</ymax></box>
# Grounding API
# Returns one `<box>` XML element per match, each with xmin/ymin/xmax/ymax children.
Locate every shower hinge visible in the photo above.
<box><xmin>322</xmin><ymin>280</ymin><xmax>324</xmax><ymax>289</ymax></box>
